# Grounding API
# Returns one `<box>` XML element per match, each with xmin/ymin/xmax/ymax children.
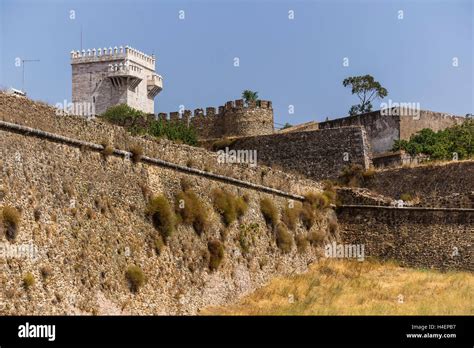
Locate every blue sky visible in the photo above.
<box><xmin>1</xmin><ymin>0</ymin><xmax>472</xmax><ymax>126</ymax></box>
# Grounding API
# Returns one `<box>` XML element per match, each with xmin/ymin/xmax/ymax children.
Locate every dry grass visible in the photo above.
<box><xmin>175</xmin><ymin>189</ymin><xmax>209</xmax><ymax>236</ymax></box>
<box><xmin>146</xmin><ymin>195</ymin><xmax>176</xmax><ymax>242</ymax></box>
<box><xmin>208</xmin><ymin>239</ymin><xmax>224</xmax><ymax>271</ymax></box>
<box><xmin>260</xmin><ymin>198</ymin><xmax>279</xmax><ymax>227</ymax></box>
<box><xmin>102</xmin><ymin>144</ymin><xmax>114</xmax><ymax>157</ymax></box>
<box><xmin>129</xmin><ymin>144</ymin><xmax>143</xmax><ymax>163</ymax></box>
<box><xmin>281</xmin><ymin>203</ymin><xmax>301</xmax><ymax>231</ymax></box>
<box><xmin>212</xmin><ymin>188</ymin><xmax>248</xmax><ymax>226</ymax></box>
<box><xmin>23</xmin><ymin>273</ymin><xmax>35</xmax><ymax>291</ymax></box>
<box><xmin>1</xmin><ymin>205</ymin><xmax>21</xmax><ymax>241</ymax></box>
<box><xmin>304</xmin><ymin>192</ymin><xmax>330</xmax><ymax>210</ymax></box>
<box><xmin>203</xmin><ymin>259</ymin><xmax>474</xmax><ymax>315</ymax></box>
<box><xmin>275</xmin><ymin>223</ymin><xmax>293</xmax><ymax>253</ymax></box>
<box><xmin>125</xmin><ymin>265</ymin><xmax>145</xmax><ymax>293</ymax></box>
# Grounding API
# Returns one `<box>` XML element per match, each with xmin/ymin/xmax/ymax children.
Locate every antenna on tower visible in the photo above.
<box><xmin>22</xmin><ymin>59</ymin><xmax>40</xmax><ymax>94</ymax></box>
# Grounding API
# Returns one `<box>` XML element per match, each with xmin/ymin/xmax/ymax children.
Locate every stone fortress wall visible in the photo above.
<box><xmin>0</xmin><ymin>92</ymin><xmax>338</xmax><ymax>314</ymax></box>
<box><xmin>318</xmin><ymin>108</ymin><xmax>466</xmax><ymax>154</ymax></box>
<box><xmin>1</xmin><ymin>92</ymin><xmax>472</xmax><ymax>315</ymax></box>
<box><xmin>224</xmin><ymin>126</ymin><xmax>373</xmax><ymax>181</ymax></box>
<box><xmin>361</xmin><ymin>161</ymin><xmax>474</xmax><ymax>208</ymax></box>
<box><xmin>337</xmin><ymin>205</ymin><xmax>473</xmax><ymax>271</ymax></box>
<box><xmin>0</xmin><ymin>93</ymin><xmax>318</xmax><ymax>195</ymax></box>
<box><xmin>158</xmin><ymin>99</ymin><xmax>274</xmax><ymax>139</ymax></box>
<box><xmin>334</xmin><ymin>159</ymin><xmax>474</xmax><ymax>271</ymax></box>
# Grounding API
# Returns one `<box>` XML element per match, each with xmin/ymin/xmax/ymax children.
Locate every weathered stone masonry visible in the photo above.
<box><xmin>362</xmin><ymin>161</ymin><xmax>474</xmax><ymax>208</ymax></box>
<box><xmin>158</xmin><ymin>99</ymin><xmax>274</xmax><ymax>140</ymax></box>
<box><xmin>71</xmin><ymin>46</ymin><xmax>163</xmax><ymax>114</ymax></box>
<box><xmin>319</xmin><ymin>108</ymin><xmax>466</xmax><ymax>154</ymax></box>
<box><xmin>226</xmin><ymin>126</ymin><xmax>372</xmax><ymax>180</ymax></box>
<box><xmin>337</xmin><ymin>205</ymin><xmax>473</xmax><ymax>271</ymax></box>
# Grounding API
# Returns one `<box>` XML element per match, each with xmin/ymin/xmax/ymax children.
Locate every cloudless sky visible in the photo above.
<box><xmin>1</xmin><ymin>0</ymin><xmax>472</xmax><ymax>126</ymax></box>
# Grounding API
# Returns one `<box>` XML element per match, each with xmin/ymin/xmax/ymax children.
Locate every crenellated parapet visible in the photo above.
<box><xmin>158</xmin><ymin>99</ymin><xmax>273</xmax><ymax>120</ymax></box>
<box><xmin>156</xmin><ymin>99</ymin><xmax>274</xmax><ymax>139</ymax></box>
<box><xmin>71</xmin><ymin>45</ymin><xmax>162</xmax><ymax>115</ymax></box>
<box><xmin>71</xmin><ymin>45</ymin><xmax>156</xmax><ymax>70</ymax></box>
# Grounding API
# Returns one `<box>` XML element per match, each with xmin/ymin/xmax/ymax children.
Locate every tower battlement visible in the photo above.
<box><xmin>71</xmin><ymin>45</ymin><xmax>162</xmax><ymax>115</ymax></box>
<box><xmin>71</xmin><ymin>45</ymin><xmax>156</xmax><ymax>70</ymax></box>
<box><xmin>157</xmin><ymin>99</ymin><xmax>274</xmax><ymax>139</ymax></box>
<box><xmin>157</xmin><ymin>99</ymin><xmax>273</xmax><ymax>120</ymax></box>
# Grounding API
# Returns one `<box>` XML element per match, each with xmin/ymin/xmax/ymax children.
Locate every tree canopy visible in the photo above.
<box><xmin>343</xmin><ymin>75</ymin><xmax>388</xmax><ymax>116</ymax></box>
<box><xmin>101</xmin><ymin>104</ymin><xmax>197</xmax><ymax>146</ymax></box>
<box><xmin>242</xmin><ymin>90</ymin><xmax>259</xmax><ymax>103</ymax></box>
<box><xmin>392</xmin><ymin>119</ymin><xmax>474</xmax><ymax>160</ymax></box>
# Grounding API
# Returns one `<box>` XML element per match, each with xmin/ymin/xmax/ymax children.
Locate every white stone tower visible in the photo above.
<box><xmin>71</xmin><ymin>45</ymin><xmax>163</xmax><ymax>115</ymax></box>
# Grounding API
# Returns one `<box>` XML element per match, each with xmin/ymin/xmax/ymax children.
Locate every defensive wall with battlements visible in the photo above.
<box><xmin>157</xmin><ymin>99</ymin><xmax>274</xmax><ymax>139</ymax></box>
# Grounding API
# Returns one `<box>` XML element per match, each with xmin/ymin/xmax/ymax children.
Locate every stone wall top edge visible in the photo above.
<box><xmin>158</xmin><ymin>99</ymin><xmax>274</xmax><ymax>119</ymax></box>
<box><xmin>321</xmin><ymin>108</ymin><xmax>466</xmax><ymax>125</ymax></box>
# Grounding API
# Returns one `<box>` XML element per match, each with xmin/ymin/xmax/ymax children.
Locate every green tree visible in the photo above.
<box><xmin>392</xmin><ymin>119</ymin><xmax>474</xmax><ymax>160</ymax></box>
<box><xmin>242</xmin><ymin>90</ymin><xmax>259</xmax><ymax>104</ymax></box>
<box><xmin>101</xmin><ymin>104</ymin><xmax>198</xmax><ymax>146</ymax></box>
<box><xmin>343</xmin><ymin>75</ymin><xmax>388</xmax><ymax>116</ymax></box>
<box><xmin>101</xmin><ymin>104</ymin><xmax>145</xmax><ymax>128</ymax></box>
<box><xmin>281</xmin><ymin>122</ymin><xmax>293</xmax><ymax>130</ymax></box>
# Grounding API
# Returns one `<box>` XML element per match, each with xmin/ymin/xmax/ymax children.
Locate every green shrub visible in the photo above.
<box><xmin>260</xmin><ymin>198</ymin><xmax>278</xmax><ymax>227</ymax></box>
<box><xmin>102</xmin><ymin>104</ymin><xmax>198</xmax><ymax>146</ymax></box>
<box><xmin>23</xmin><ymin>273</ymin><xmax>35</xmax><ymax>290</ymax></box>
<box><xmin>275</xmin><ymin>223</ymin><xmax>293</xmax><ymax>253</ymax></box>
<box><xmin>208</xmin><ymin>240</ymin><xmax>224</xmax><ymax>271</ymax></box>
<box><xmin>212</xmin><ymin>188</ymin><xmax>248</xmax><ymax>226</ymax></box>
<box><xmin>392</xmin><ymin>120</ymin><xmax>474</xmax><ymax>160</ymax></box>
<box><xmin>125</xmin><ymin>265</ymin><xmax>145</xmax><ymax>293</ymax></box>
<box><xmin>146</xmin><ymin>196</ymin><xmax>176</xmax><ymax>242</ymax></box>
<box><xmin>400</xmin><ymin>193</ymin><xmax>413</xmax><ymax>201</ymax></box>
<box><xmin>148</xmin><ymin>119</ymin><xmax>198</xmax><ymax>146</ymax></box>
<box><xmin>175</xmin><ymin>190</ymin><xmax>209</xmax><ymax>235</ymax></box>
<box><xmin>101</xmin><ymin>104</ymin><xmax>145</xmax><ymax>127</ymax></box>
<box><xmin>2</xmin><ymin>205</ymin><xmax>20</xmax><ymax>241</ymax></box>
<box><xmin>129</xmin><ymin>144</ymin><xmax>143</xmax><ymax>163</ymax></box>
